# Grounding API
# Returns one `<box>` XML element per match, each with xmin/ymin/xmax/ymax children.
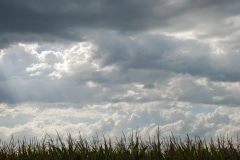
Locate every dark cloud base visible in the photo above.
<box><xmin>1</xmin><ymin>0</ymin><xmax>240</xmax><ymax>48</ymax></box>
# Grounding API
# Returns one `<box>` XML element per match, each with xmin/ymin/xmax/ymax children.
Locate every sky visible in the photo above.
<box><xmin>1</xmin><ymin>0</ymin><xmax>240</xmax><ymax>141</ymax></box>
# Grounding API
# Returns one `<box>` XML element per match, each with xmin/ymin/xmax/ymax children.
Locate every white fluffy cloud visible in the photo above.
<box><xmin>0</xmin><ymin>102</ymin><xmax>239</xmax><ymax>142</ymax></box>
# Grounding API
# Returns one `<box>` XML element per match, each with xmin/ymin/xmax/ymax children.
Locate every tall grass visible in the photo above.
<box><xmin>0</xmin><ymin>129</ymin><xmax>240</xmax><ymax>159</ymax></box>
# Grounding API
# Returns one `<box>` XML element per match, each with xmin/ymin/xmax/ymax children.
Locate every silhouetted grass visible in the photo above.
<box><xmin>0</xmin><ymin>129</ymin><xmax>240</xmax><ymax>159</ymax></box>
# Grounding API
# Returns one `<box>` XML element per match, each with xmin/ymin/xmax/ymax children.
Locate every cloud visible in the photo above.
<box><xmin>0</xmin><ymin>0</ymin><xmax>240</xmax><ymax>47</ymax></box>
<box><xmin>93</xmin><ymin>33</ymin><xmax>240</xmax><ymax>82</ymax></box>
<box><xmin>0</xmin><ymin>32</ymin><xmax>240</xmax><ymax>106</ymax></box>
<box><xmin>0</xmin><ymin>103</ymin><xmax>239</xmax><ymax>142</ymax></box>
<box><xmin>0</xmin><ymin>1</ymin><xmax>240</xmax><ymax>142</ymax></box>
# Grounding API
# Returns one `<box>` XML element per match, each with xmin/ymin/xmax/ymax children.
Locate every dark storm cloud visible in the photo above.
<box><xmin>0</xmin><ymin>0</ymin><xmax>163</xmax><ymax>34</ymax></box>
<box><xmin>93</xmin><ymin>33</ymin><xmax>240</xmax><ymax>82</ymax></box>
<box><xmin>0</xmin><ymin>0</ymin><xmax>162</xmax><ymax>47</ymax></box>
<box><xmin>1</xmin><ymin>0</ymin><xmax>240</xmax><ymax>47</ymax></box>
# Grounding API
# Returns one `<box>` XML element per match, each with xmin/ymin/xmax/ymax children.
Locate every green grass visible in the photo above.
<box><xmin>0</xmin><ymin>129</ymin><xmax>240</xmax><ymax>160</ymax></box>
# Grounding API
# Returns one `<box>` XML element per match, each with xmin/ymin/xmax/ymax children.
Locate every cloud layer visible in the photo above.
<box><xmin>0</xmin><ymin>0</ymin><xmax>240</xmax><ymax>141</ymax></box>
<box><xmin>1</xmin><ymin>0</ymin><xmax>240</xmax><ymax>46</ymax></box>
<box><xmin>1</xmin><ymin>34</ymin><xmax>240</xmax><ymax>105</ymax></box>
<box><xmin>1</xmin><ymin>103</ymin><xmax>240</xmax><ymax>142</ymax></box>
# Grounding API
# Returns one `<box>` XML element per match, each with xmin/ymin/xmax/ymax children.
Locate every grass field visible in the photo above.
<box><xmin>0</xmin><ymin>129</ymin><xmax>240</xmax><ymax>160</ymax></box>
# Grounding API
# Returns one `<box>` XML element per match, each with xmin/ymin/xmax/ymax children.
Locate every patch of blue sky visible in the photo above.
<box><xmin>61</xmin><ymin>116</ymin><xmax>96</xmax><ymax>124</ymax></box>
<box><xmin>36</xmin><ymin>45</ymin><xmax>61</xmax><ymax>54</ymax></box>
<box><xmin>0</xmin><ymin>114</ymin><xmax>34</xmax><ymax>128</ymax></box>
<box><xmin>183</xmin><ymin>105</ymin><xmax>215</xmax><ymax>115</ymax></box>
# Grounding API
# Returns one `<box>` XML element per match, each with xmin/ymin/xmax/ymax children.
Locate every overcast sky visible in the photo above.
<box><xmin>1</xmin><ymin>0</ymin><xmax>240</xmax><ymax>141</ymax></box>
